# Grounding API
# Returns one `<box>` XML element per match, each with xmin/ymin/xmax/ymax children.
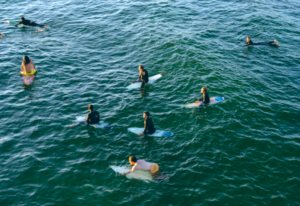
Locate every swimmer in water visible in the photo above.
<box><xmin>136</xmin><ymin>65</ymin><xmax>149</xmax><ymax>88</ymax></box>
<box><xmin>121</xmin><ymin>156</ymin><xmax>159</xmax><ymax>176</ymax></box>
<box><xmin>139</xmin><ymin>111</ymin><xmax>156</xmax><ymax>136</ymax></box>
<box><xmin>71</xmin><ymin>105</ymin><xmax>100</xmax><ymax>127</ymax></box>
<box><xmin>195</xmin><ymin>87</ymin><xmax>210</xmax><ymax>105</ymax></box>
<box><xmin>0</xmin><ymin>33</ymin><xmax>4</xmax><ymax>38</ymax></box>
<box><xmin>245</xmin><ymin>36</ymin><xmax>279</xmax><ymax>46</ymax></box>
<box><xmin>21</xmin><ymin>56</ymin><xmax>37</xmax><ymax>75</ymax></box>
<box><xmin>14</xmin><ymin>17</ymin><xmax>47</xmax><ymax>28</ymax></box>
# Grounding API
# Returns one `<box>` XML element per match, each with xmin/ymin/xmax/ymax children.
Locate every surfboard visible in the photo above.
<box><xmin>110</xmin><ymin>165</ymin><xmax>153</xmax><ymax>182</ymax></box>
<box><xmin>127</xmin><ymin>74</ymin><xmax>162</xmax><ymax>90</ymax></box>
<box><xmin>128</xmin><ymin>127</ymin><xmax>173</xmax><ymax>137</ymax></box>
<box><xmin>22</xmin><ymin>75</ymin><xmax>35</xmax><ymax>86</ymax></box>
<box><xmin>4</xmin><ymin>20</ymin><xmax>26</xmax><ymax>28</ymax></box>
<box><xmin>75</xmin><ymin>116</ymin><xmax>113</xmax><ymax>129</ymax></box>
<box><xmin>110</xmin><ymin>165</ymin><xmax>168</xmax><ymax>182</ymax></box>
<box><xmin>186</xmin><ymin>97</ymin><xmax>224</xmax><ymax>108</ymax></box>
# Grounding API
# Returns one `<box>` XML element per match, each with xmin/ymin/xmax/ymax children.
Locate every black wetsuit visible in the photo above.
<box><xmin>199</xmin><ymin>92</ymin><xmax>210</xmax><ymax>104</ymax></box>
<box><xmin>138</xmin><ymin>70</ymin><xmax>149</xmax><ymax>88</ymax></box>
<box><xmin>143</xmin><ymin>117</ymin><xmax>156</xmax><ymax>134</ymax></box>
<box><xmin>246</xmin><ymin>40</ymin><xmax>276</xmax><ymax>46</ymax></box>
<box><xmin>18</xmin><ymin>20</ymin><xmax>45</xmax><ymax>28</ymax></box>
<box><xmin>85</xmin><ymin>110</ymin><xmax>100</xmax><ymax>124</ymax></box>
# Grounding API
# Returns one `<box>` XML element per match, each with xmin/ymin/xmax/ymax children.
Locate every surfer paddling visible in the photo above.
<box><xmin>71</xmin><ymin>105</ymin><xmax>100</xmax><ymax>127</ymax></box>
<box><xmin>14</xmin><ymin>17</ymin><xmax>47</xmax><ymax>28</ymax></box>
<box><xmin>122</xmin><ymin>156</ymin><xmax>159</xmax><ymax>175</ymax></box>
<box><xmin>139</xmin><ymin>111</ymin><xmax>156</xmax><ymax>136</ymax></box>
<box><xmin>135</xmin><ymin>65</ymin><xmax>149</xmax><ymax>88</ymax></box>
<box><xmin>245</xmin><ymin>36</ymin><xmax>279</xmax><ymax>46</ymax></box>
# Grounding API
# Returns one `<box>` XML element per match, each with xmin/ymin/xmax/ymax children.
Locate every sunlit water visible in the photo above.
<box><xmin>1</xmin><ymin>0</ymin><xmax>300</xmax><ymax>205</ymax></box>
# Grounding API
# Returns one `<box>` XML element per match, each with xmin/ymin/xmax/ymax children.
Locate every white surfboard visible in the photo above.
<box><xmin>128</xmin><ymin>127</ymin><xmax>173</xmax><ymax>137</ymax></box>
<box><xmin>127</xmin><ymin>74</ymin><xmax>162</xmax><ymax>90</ymax></box>
<box><xmin>75</xmin><ymin>116</ymin><xmax>113</xmax><ymax>129</ymax></box>
<box><xmin>186</xmin><ymin>97</ymin><xmax>225</xmax><ymax>108</ymax></box>
<box><xmin>110</xmin><ymin>165</ymin><xmax>153</xmax><ymax>182</ymax></box>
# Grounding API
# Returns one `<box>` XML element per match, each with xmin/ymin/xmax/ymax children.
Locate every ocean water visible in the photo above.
<box><xmin>1</xmin><ymin>0</ymin><xmax>300</xmax><ymax>205</ymax></box>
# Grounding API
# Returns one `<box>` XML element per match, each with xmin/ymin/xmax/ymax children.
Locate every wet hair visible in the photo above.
<box><xmin>21</xmin><ymin>17</ymin><xmax>25</xmax><ymax>21</ymax></box>
<box><xmin>144</xmin><ymin>111</ymin><xmax>150</xmax><ymax>117</ymax></box>
<box><xmin>129</xmin><ymin>156</ymin><xmax>137</xmax><ymax>163</ymax></box>
<box><xmin>139</xmin><ymin>65</ymin><xmax>144</xmax><ymax>70</ymax></box>
<box><xmin>201</xmin><ymin>87</ymin><xmax>208</xmax><ymax>92</ymax></box>
<box><xmin>23</xmin><ymin>56</ymin><xmax>30</xmax><ymax>65</ymax></box>
<box><xmin>247</xmin><ymin>36</ymin><xmax>251</xmax><ymax>39</ymax></box>
<box><xmin>88</xmin><ymin>104</ymin><xmax>94</xmax><ymax>111</ymax></box>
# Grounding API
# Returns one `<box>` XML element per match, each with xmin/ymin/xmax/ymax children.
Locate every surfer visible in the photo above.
<box><xmin>0</xmin><ymin>33</ymin><xmax>4</xmax><ymax>38</ymax></box>
<box><xmin>21</xmin><ymin>56</ymin><xmax>37</xmax><ymax>75</ymax></box>
<box><xmin>14</xmin><ymin>17</ymin><xmax>47</xmax><ymax>28</ymax></box>
<box><xmin>195</xmin><ymin>87</ymin><xmax>210</xmax><ymax>105</ymax></box>
<box><xmin>84</xmin><ymin>105</ymin><xmax>100</xmax><ymax>125</ymax></box>
<box><xmin>136</xmin><ymin>65</ymin><xmax>149</xmax><ymax>88</ymax></box>
<box><xmin>139</xmin><ymin>111</ymin><xmax>156</xmax><ymax>136</ymax></box>
<box><xmin>71</xmin><ymin>105</ymin><xmax>100</xmax><ymax>127</ymax></box>
<box><xmin>122</xmin><ymin>156</ymin><xmax>159</xmax><ymax>175</ymax></box>
<box><xmin>245</xmin><ymin>36</ymin><xmax>279</xmax><ymax>46</ymax></box>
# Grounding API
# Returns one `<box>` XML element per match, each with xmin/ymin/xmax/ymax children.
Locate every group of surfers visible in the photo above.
<box><xmin>5</xmin><ymin>17</ymin><xmax>279</xmax><ymax>177</ymax></box>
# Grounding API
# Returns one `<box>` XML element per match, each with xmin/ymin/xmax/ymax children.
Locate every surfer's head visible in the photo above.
<box><xmin>23</xmin><ymin>56</ymin><xmax>30</xmax><ymax>65</ymax></box>
<box><xmin>143</xmin><ymin>111</ymin><xmax>150</xmax><ymax>119</ymax></box>
<box><xmin>20</xmin><ymin>17</ymin><xmax>25</xmax><ymax>22</ymax></box>
<box><xmin>129</xmin><ymin>156</ymin><xmax>137</xmax><ymax>165</ymax></box>
<box><xmin>201</xmin><ymin>87</ymin><xmax>207</xmax><ymax>93</ymax></box>
<box><xmin>88</xmin><ymin>104</ymin><xmax>94</xmax><ymax>112</ymax></box>
<box><xmin>247</xmin><ymin>36</ymin><xmax>251</xmax><ymax>42</ymax></box>
<box><xmin>139</xmin><ymin>65</ymin><xmax>144</xmax><ymax>71</ymax></box>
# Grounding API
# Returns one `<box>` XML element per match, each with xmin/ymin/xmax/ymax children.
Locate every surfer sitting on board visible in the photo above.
<box><xmin>139</xmin><ymin>111</ymin><xmax>156</xmax><ymax>136</ymax></box>
<box><xmin>245</xmin><ymin>36</ymin><xmax>279</xmax><ymax>46</ymax></box>
<box><xmin>122</xmin><ymin>156</ymin><xmax>159</xmax><ymax>176</ymax></box>
<box><xmin>136</xmin><ymin>65</ymin><xmax>149</xmax><ymax>88</ymax></box>
<box><xmin>72</xmin><ymin>105</ymin><xmax>100</xmax><ymax>127</ymax></box>
<box><xmin>21</xmin><ymin>56</ymin><xmax>37</xmax><ymax>75</ymax></box>
<box><xmin>195</xmin><ymin>87</ymin><xmax>210</xmax><ymax>105</ymax></box>
<box><xmin>14</xmin><ymin>17</ymin><xmax>47</xmax><ymax>28</ymax></box>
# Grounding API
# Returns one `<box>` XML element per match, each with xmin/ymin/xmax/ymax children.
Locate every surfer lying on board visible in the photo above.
<box><xmin>71</xmin><ymin>105</ymin><xmax>100</xmax><ymax>127</ymax></box>
<box><xmin>139</xmin><ymin>111</ymin><xmax>156</xmax><ymax>136</ymax></box>
<box><xmin>122</xmin><ymin>156</ymin><xmax>159</xmax><ymax>176</ymax></box>
<box><xmin>245</xmin><ymin>36</ymin><xmax>279</xmax><ymax>46</ymax></box>
<box><xmin>195</xmin><ymin>87</ymin><xmax>210</xmax><ymax>105</ymax></box>
<box><xmin>135</xmin><ymin>65</ymin><xmax>149</xmax><ymax>88</ymax></box>
<box><xmin>14</xmin><ymin>17</ymin><xmax>47</xmax><ymax>28</ymax></box>
<box><xmin>21</xmin><ymin>56</ymin><xmax>37</xmax><ymax>75</ymax></box>
<box><xmin>0</xmin><ymin>33</ymin><xmax>4</xmax><ymax>38</ymax></box>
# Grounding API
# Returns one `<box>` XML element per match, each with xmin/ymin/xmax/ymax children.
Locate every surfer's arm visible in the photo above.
<box><xmin>122</xmin><ymin>166</ymin><xmax>136</xmax><ymax>175</ymax></box>
<box><xmin>14</xmin><ymin>22</ymin><xmax>21</xmax><ymax>26</ymax></box>
<box><xmin>20</xmin><ymin>62</ymin><xmax>24</xmax><ymax>73</ymax></box>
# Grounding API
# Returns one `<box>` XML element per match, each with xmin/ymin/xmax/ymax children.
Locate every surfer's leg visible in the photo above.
<box><xmin>140</xmin><ymin>80</ymin><xmax>146</xmax><ymax>88</ymax></box>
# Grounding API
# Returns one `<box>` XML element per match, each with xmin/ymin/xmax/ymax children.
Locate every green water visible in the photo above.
<box><xmin>1</xmin><ymin>0</ymin><xmax>300</xmax><ymax>205</ymax></box>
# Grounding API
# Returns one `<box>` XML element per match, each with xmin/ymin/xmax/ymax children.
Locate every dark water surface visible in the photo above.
<box><xmin>1</xmin><ymin>0</ymin><xmax>300</xmax><ymax>205</ymax></box>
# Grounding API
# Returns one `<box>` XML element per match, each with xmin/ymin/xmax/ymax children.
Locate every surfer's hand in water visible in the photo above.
<box><xmin>138</xmin><ymin>133</ymin><xmax>143</xmax><ymax>137</ymax></box>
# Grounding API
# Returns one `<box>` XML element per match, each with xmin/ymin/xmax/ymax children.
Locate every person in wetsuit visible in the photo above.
<box><xmin>138</xmin><ymin>111</ymin><xmax>156</xmax><ymax>136</ymax></box>
<box><xmin>136</xmin><ymin>65</ymin><xmax>149</xmax><ymax>88</ymax></box>
<box><xmin>85</xmin><ymin>105</ymin><xmax>100</xmax><ymax>125</ymax></box>
<box><xmin>246</xmin><ymin>36</ymin><xmax>279</xmax><ymax>46</ymax></box>
<box><xmin>195</xmin><ymin>87</ymin><xmax>210</xmax><ymax>105</ymax></box>
<box><xmin>14</xmin><ymin>17</ymin><xmax>46</xmax><ymax>28</ymax></box>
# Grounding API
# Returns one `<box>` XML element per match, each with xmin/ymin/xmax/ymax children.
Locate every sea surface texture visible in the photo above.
<box><xmin>1</xmin><ymin>0</ymin><xmax>300</xmax><ymax>205</ymax></box>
